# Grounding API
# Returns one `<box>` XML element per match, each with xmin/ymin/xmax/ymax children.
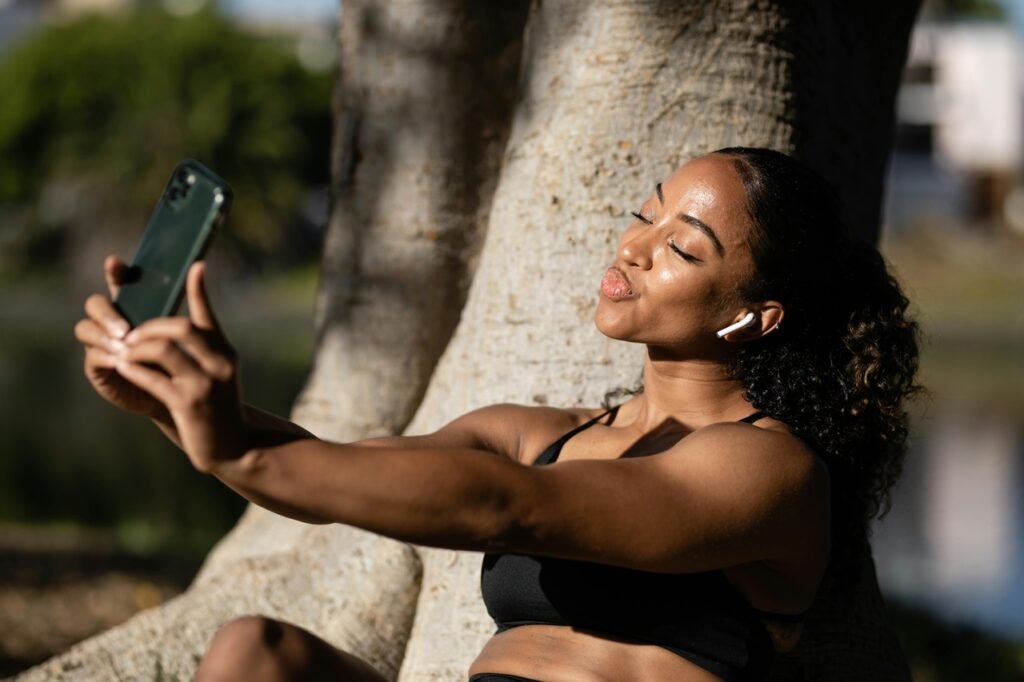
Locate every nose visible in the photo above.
<box><xmin>620</xmin><ymin>227</ymin><xmax>654</xmax><ymax>270</ymax></box>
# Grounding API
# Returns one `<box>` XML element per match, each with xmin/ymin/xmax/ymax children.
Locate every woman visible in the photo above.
<box><xmin>74</xmin><ymin>147</ymin><xmax>920</xmax><ymax>682</ymax></box>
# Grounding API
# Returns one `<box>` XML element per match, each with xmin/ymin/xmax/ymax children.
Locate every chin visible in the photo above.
<box><xmin>593</xmin><ymin>300</ymin><xmax>639</xmax><ymax>343</ymax></box>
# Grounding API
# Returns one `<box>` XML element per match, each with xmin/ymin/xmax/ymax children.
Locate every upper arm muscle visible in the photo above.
<box><xmin>511</xmin><ymin>424</ymin><xmax>828</xmax><ymax>573</ymax></box>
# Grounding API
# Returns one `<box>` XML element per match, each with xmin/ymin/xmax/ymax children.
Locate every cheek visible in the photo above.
<box><xmin>652</xmin><ymin>268</ymin><xmax>714</xmax><ymax>309</ymax></box>
<box><xmin>661</xmin><ymin>274</ymin><xmax>738</xmax><ymax>337</ymax></box>
<box><xmin>652</xmin><ymin>267</ymin><xmax>679</xmax><ymax>287</ymax></box>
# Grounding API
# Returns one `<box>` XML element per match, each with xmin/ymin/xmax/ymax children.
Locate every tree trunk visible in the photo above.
<box><xmin>397</xmin><ymin>1</ymin><xmax>918</xmax><ymax>679</ymax></box>
<box><xmin>789</xmin><ymin>1</ymin><xmax>921</xmax><ymax>245</ymax></box>
<box><xmin>298</xmin><ymin>0</ymin><xmax>530</xmax><ymax>443</ymax></box>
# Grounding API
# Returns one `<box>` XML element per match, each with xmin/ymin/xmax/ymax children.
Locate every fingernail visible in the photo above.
<box><xmin>108</xmin><ymin>321</ymin><xmax>129</xmax><ymax>339</ymax></box>
<box><xmin>125</xmin><ymin>330</ymin><xmax>138</xmax><ymax>344</ymax></box>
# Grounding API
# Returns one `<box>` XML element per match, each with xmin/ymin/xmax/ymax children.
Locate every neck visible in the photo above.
<box><xmin>627</xmin><ymin>346</ymin><xmax>753</xmax><ymax>433</ymax></box>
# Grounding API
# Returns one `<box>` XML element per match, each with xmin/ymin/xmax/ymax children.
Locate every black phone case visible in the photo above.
<box><xmin>114</xmin><ymin>160</ymin><xmax>231</xmax><ymax>328</ymax></box>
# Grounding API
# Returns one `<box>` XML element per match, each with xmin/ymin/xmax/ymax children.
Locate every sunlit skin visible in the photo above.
<box><xmin>73</xmin><ymin>153</ymin><xmax>829</xmax><ymax>682</ymax></box>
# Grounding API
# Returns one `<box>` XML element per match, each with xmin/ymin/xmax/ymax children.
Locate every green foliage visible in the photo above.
<box><xmin>925</xmin><ymin>0</ymin><xmax>1008</xmax><ymax>21</ymax></box>
<box><xmin>0</xmin><ymin>7</ymin><xmax>332</xmax><ymax>274</ymax></box>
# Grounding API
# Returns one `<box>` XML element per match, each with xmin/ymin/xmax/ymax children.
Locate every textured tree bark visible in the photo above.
<box><xmin>397</xmin><ymin>1</ymin><xmax>918</xmax><ymax>679</ymax></box>
<box><xmin>297</xmin><ymin>0</ymin><xmax>530</xmax><ymax>443</ymax></box>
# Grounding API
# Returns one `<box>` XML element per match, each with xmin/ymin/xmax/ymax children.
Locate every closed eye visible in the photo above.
<box><xmin>669</xmin><ymin>239</ymin><xmax>703</xmax><ymax>264</ymax></box>
<box><xmin>631</xmin><ymin>211</ymin><xmax>652</xmax><ymax>225</ymax></box>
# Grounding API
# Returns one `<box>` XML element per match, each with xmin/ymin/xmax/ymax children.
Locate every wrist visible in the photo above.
<box><xmin>209</xmin><ymin>443</ymin><xmax>265</xmax><ymax>479</ymax></box>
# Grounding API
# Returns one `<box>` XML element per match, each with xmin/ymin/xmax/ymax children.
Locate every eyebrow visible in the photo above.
<box><xmin>654</xmin><ymin>183</ymin><xmax>725</xmax><ymax>257</ymax></box>
<box><xmin>678</xmin><ymin>213</ymin><xmax>725</xmax><ymax>256</ymax></box>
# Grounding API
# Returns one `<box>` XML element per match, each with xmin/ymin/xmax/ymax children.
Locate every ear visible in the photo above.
<box><xmin>719</xmin><ymin>302</ymin><xmax>784</xmax><ymax>342</ymax></box>
<box><xmin>755</xmin><ymin>301</ymin><xmax>784</xmax><ymax>339</ymax></box>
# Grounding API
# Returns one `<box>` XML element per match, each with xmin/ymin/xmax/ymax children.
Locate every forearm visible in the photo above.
<box><xmin>150</xmin><ymin>403</ymin><xmax>312</xmax><ymax>451</ymax></box>
<box><xmin>211</xmin><ymin>439</ymin><xmax>530</xmax><ymax>548</ymax></box>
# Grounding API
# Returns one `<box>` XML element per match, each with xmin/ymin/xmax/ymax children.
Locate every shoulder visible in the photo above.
<box><xmin>680</xmin><ymin>420</ymin><xmax>825</xmax><ymax>485</ymax></box>
<box><xmin>684</xmin><ymin>418</ymin><xmax>816</xmax><ymax>462</ymax></box>
<box><xmin>656</xmin><ymin>420</ymin><xmax>829</xmax><ymax>527</ymax></box>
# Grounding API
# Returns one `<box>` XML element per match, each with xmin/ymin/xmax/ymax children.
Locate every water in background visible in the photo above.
<box><xmin>0</xmin><ymin>272</ymin><xmax>314</xmax><ymax>559</ymax></box>
<box><xmin>874</xmin><ymin>407</ymin><xmax>1024</xmax><ymax>638</ymax></box>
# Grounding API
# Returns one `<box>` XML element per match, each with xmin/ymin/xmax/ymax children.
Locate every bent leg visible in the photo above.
<box><xmin>195</xmin><ymin>615</ymin><xmax>388</xmax><ymax>682</ymax></box>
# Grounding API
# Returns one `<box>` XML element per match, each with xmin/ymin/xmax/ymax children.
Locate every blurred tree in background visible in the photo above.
<box><xmin>0</xmin><ymin>5</ymin><xmax>331</xmax><ymax>282</ymax></box>
<box><xmin>925</xmin><ymin>0</ymin><xmax>1007</xmax><ymax>20</ymax></box>
<box><xmin>0</xmin><ymin>3</ymin><xmax>328</xmax><ymax>564</ymax></box>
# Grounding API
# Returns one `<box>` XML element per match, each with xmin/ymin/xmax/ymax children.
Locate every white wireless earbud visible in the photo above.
<box><xmin>716</xmin><ymin>312</ymin><xmax>756</xmax><ymax>338</ymax></box>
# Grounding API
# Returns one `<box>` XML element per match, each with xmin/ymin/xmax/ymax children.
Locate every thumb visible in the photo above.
<box><xmin>187</xmin><ymin>261</ymin><xmax>221</xmax><ymax>332</ymax></box>
<box><xmin>104</xmin><ymin>255</ymin><xmax>130</xmax><ymax>299</ymax></box>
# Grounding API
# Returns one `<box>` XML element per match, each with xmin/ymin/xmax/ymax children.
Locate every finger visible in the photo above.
<box><xmin>115</xmin><ymin>359</ymin><xmax>179</xmax><ymax>407</ymax></box>
<box><xmin>74</xmin><ymin>318</ymin><xmax>128</xmax><ymax>355</ymax></box>
<box><xmin>124</xmin><ymin>338</ymin><xmax>204</xmax><ymax>379</ymax></box>
<box><xmin>125</xmin><ymin>317</ymin><xmax>233</xmax><ymax>379</ymax></box>
<box><xmin>84</xmin><ymin>346</ymin><xmax>118</xmax><ymax>371</ymax></box>
<box><xmin>187</xmin><ymin>262</ymin><xmax>221</xmax><ymax>333</ymax></box>
<box><xmin>84</xmin><ymin>294</ymin><xmax>130</xmax><ymax>340</ymax></box>
<box><xmin>104</xmin><ymin>255</ymin><xmax>130</xmax><ymax>299</ymax></box>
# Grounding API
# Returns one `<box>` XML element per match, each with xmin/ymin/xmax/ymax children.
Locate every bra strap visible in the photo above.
<box><xmin>534</xmin><ymin>405</ymin><xmax>620</xmax><ymax>465</ymax></box>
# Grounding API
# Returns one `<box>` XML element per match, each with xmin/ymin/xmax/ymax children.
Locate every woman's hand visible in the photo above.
<box><xmin>114</xmin><ymin>261</ymin><xmax>248</xmax><ymax>473</ymax></box>
<box><xmin>75</xmin><ymin>256</ymin><xmax>167</xmax><ymax>418</ymax></box>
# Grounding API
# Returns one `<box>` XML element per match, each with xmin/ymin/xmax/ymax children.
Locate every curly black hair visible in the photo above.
<box><xmin>718</xmin><ymin>146</ymin><xmax>921</xmax><ymax>583</ymax></box>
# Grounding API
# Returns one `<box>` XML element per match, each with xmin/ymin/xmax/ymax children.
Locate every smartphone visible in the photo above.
<box><xmin>114</xmin><ymin>160</ymin><xmax>231</xmax><ymax>328</ymax></box>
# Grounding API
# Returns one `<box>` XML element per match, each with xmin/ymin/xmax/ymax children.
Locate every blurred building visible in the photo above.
<box><xmin>888</xmin><ymin>22</ymin><xmax>1024</xmax><ymax>233</ymax></box>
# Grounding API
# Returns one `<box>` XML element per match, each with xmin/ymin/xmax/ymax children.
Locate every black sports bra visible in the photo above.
<box><xmin>479</xmin><ymin>407</ymin><xmax>807</xmax><ymax>682</ymax></box>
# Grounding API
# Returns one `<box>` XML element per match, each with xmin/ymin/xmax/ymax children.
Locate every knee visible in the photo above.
<box><xmin>212</xmin><ymin>615</ymin><xmax>286</xmax><ymax>652</ymax></box>
<box><xmin>197</xmin><ymin>615</ymin><xmax>303</xmax><ymax>681</ymax></box>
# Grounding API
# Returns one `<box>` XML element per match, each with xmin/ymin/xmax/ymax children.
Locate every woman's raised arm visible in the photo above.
<box><xmin>112</xmin><ymin>262</ymin><xmax>827</xmax><ymax>576</ymax></box>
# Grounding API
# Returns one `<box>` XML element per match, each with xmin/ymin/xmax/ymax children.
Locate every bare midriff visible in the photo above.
<box><xmin>467</xmin><ymin>624</ymin><xmax>724</xmax><ymax>682</ymax></box>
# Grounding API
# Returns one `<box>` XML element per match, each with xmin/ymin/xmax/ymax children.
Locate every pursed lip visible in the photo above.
<box><xmin>611</xmin><ymin>266</ymin><xmax>633</xmax><ymax>292</ymax></box>
<box><xmin>600</xmin><ymin>265</ymin><xmax>636</xmax><ymax>299</ymax></box>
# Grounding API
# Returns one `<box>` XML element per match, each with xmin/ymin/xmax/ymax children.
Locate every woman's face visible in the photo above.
<box><xmin>594</xmin><ymin>153</ymin><xmax>759</xmax><ymax>355</ymax></box>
